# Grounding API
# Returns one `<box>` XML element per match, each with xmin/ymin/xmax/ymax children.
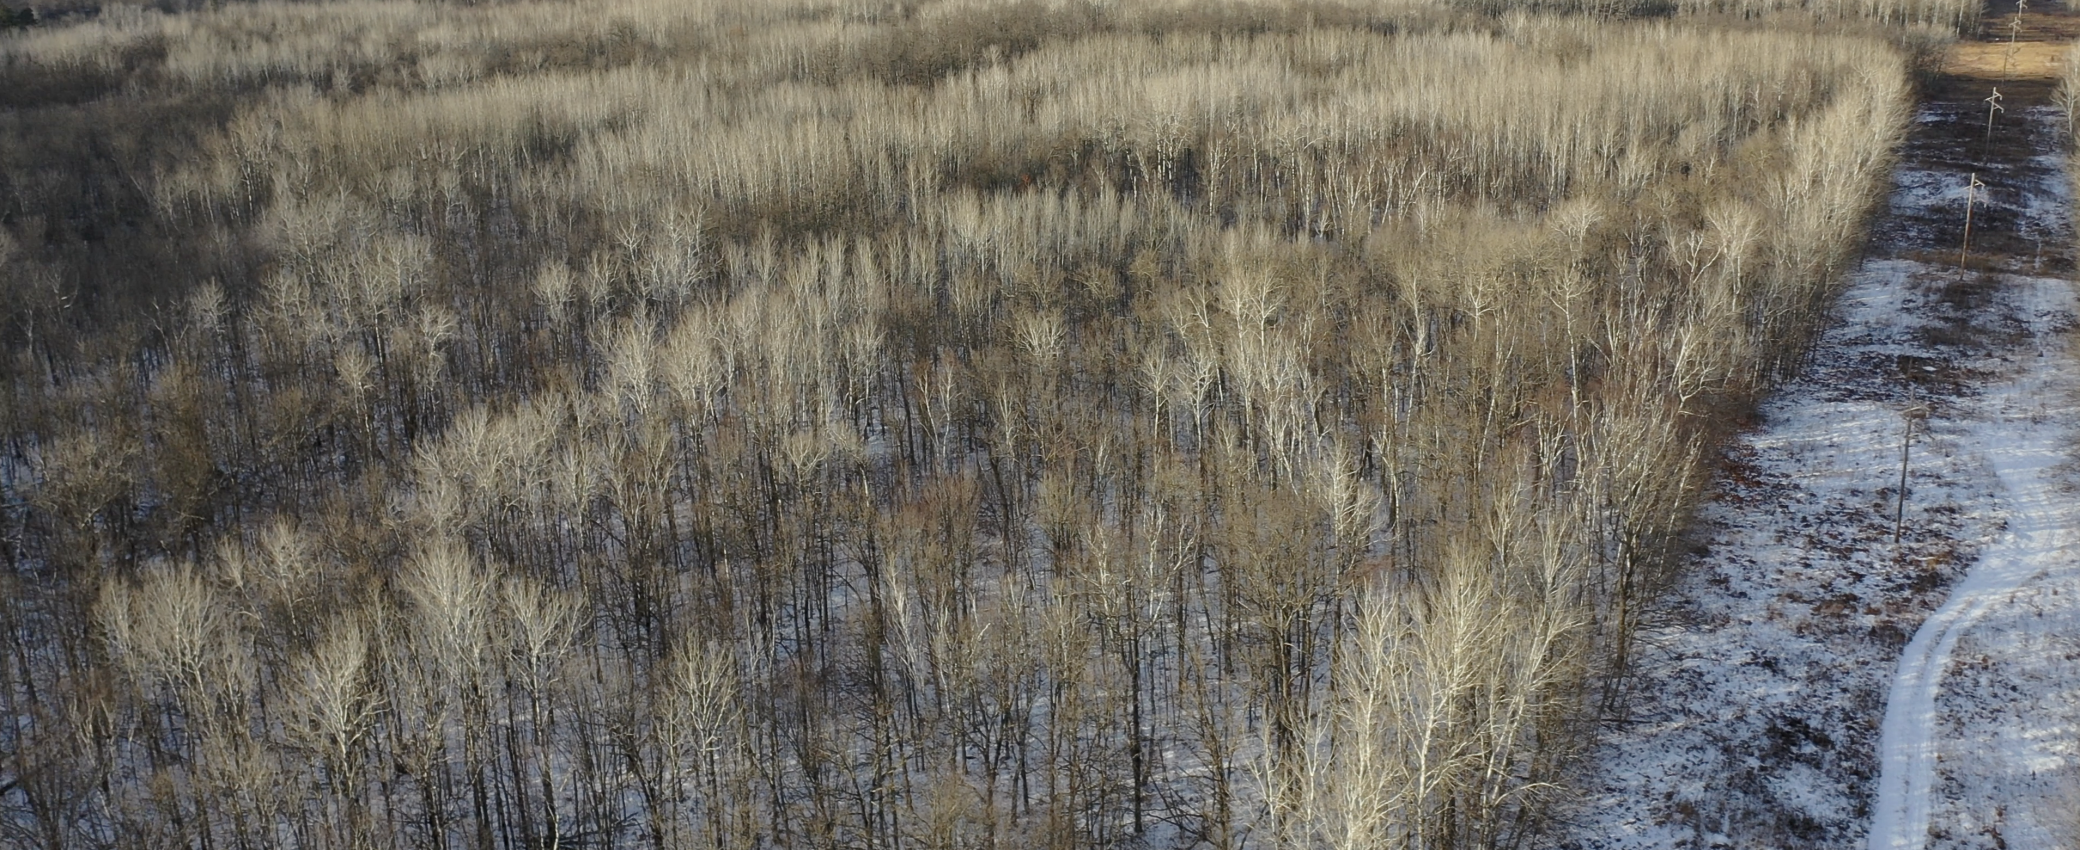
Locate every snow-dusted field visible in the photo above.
<box><xmin>1871</xmin><ymin>271</ymin><xmax>2080</xmax><ymax>850</ymax></box>
<box><xmin>1547</xmin><ymin>101</ymin><xmax>2080</xmax><ymax>849</ymax></box>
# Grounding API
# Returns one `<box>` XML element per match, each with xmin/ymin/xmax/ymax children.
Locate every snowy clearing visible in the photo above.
<box><xmin>1548</xmin><ymin>97</ymin><xmax>2080</xmax><ymax>849</ymax></box>
<box><xmin>1869</xmin><ymin>272</ymin><xmax>2080</xmax><ymax>850</ymax></box>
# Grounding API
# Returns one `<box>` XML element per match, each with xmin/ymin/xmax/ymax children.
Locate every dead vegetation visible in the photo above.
<box><xmin>0</xmin><ymin>0</ymin><xmax>1953</xmax><ymax>847</ymax></box>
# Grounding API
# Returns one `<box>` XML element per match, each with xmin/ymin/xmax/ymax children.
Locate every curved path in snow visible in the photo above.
<box><xmin>1868</xmin><ymin>313</ymin><xmax>2080</xmax><ymax>849</ymax></box>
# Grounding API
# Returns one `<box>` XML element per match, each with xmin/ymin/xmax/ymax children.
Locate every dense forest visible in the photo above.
<box><xmin>0</xmin><ymin>0</ymin><xmax>1974</xmax><ymax>847</ymax></box>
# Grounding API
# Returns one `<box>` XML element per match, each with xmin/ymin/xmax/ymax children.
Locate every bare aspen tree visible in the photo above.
<box><xmin>400</xmin><ymin>536</ymin><xmax>500</xmax><ymax>849</ymax></box>
<box><xmin>663</xmin><ymin>636</ymin><xmax>744</xmax><ymax>850</ymax></box>
<box><xmin>288</xmin><ymin>615</ymin><xmax>379</xmax><ymax>848</ymax></box>
<box><xmin>500</xmin><ymin>577</ymin><xmax>580</xmax><ymax>849</ymax></box>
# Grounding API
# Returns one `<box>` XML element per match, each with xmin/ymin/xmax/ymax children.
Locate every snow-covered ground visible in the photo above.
<box><xmin>1870</xmin><ymin>271</ymin><xmax>2080</xmax><ymax>850</ymax></box>
<box><xmin>1546</xmin><ymin>102</ymin><xmax>2080</xmax><ymax>849</ymax></box>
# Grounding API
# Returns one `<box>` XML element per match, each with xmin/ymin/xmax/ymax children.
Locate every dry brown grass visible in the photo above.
<box><xmin>1946</xmin><ymin>38</ymin><xmax>2070</xmax><ymax>79</ymax></box>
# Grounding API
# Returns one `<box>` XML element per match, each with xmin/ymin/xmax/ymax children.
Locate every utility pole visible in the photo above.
<box><xmin>1960</xmin><ymin>172</ymin><xmax>1985</xmax><ymax>275</ymax></box>
<box><xmin>1984</xmin><ymin>88</ymin><xmax>2005</xmax><ymax>163</ymax></box>
<box><xmin>2004</xmin><ymin>0</ymin><xmax>2027</xmax><ymax>78</ymax></box>
<box><xmin>1895</xmin><ymin>400</ymin><xmax>1930</xmax><ymax>547</ymax></box>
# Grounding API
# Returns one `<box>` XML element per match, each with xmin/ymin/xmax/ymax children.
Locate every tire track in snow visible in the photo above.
<box><xmin>1868</xmin><ymin>302</ymin><xmax>2080</xmax><ymax>850</ymax></box>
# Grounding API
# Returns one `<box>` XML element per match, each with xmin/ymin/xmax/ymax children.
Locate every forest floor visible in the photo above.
<box><xmin>1546</xmin><ymin>6</ymin><xmax>2080</xmax><ymax>849</ymax></box>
